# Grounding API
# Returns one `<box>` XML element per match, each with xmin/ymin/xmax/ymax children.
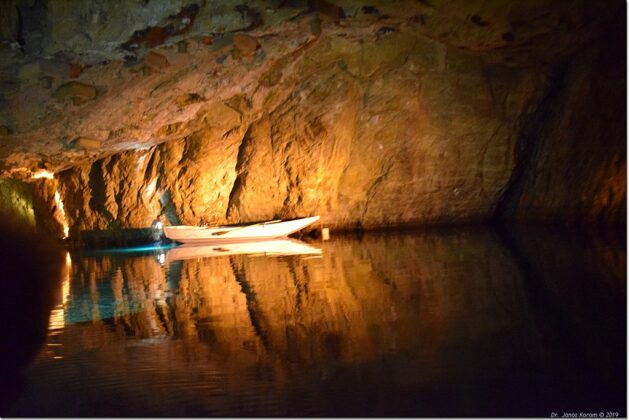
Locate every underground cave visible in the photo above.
<box><xmin>0</xmin><ymin>0</ymin><xmax>625</xmax><ymax>417</ymax></box>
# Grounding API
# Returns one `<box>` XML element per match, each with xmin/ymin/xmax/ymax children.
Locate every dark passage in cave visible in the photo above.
<box><xmin>0</xmin><ymin>0</ymin><xmax>625</xmax><ymax>417</ymax></box>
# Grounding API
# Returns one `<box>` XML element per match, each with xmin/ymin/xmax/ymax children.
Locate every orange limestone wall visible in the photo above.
<box><xmin>15</xmin><ymin>0</ymin><xmax>622</xmax><ymax>235</ymax></box>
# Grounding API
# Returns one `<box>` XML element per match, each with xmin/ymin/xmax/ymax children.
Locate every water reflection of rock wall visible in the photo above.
<box><xmin>27</xmin><ymin>228</ymin><xmax>623</xmax><ymax>416</ymax></box>
<box><xmin>63</xmin><ymin>231</ymin><xmax>532</xmax><ymax>375</ymax></box>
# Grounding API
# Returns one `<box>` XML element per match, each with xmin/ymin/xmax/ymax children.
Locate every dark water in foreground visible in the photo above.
<box><xmin>1</xmin><ymin>226</ymin><xmax>625</xmax><ymax>417</ymax></box>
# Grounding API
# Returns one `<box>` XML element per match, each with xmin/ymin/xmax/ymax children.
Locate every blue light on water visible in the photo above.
<box><xmin>62</xmin><ymin>243</ymin><xmax>181</xmax><ymax>326</ymax></box>
<box><xmin>90</xmin><ymin>242</ymin><xmax>176</xmax><ymax>254</ymax></box>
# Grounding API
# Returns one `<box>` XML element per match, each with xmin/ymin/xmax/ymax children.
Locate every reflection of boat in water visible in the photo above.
<box><xmin>163</xmin><ymin>238</ymin><xmax>322</xmax><ymax>263</ymax></box>
<box><xmin>163</xmin><ymin>216</ymin><xmax>320</xmax><ymax>244</ymax></box>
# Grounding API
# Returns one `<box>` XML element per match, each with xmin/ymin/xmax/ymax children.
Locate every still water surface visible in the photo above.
<box><xmin>3</xmin><ymin>227</ymin><xmax>626</xmax><ymax>417</ymax></box>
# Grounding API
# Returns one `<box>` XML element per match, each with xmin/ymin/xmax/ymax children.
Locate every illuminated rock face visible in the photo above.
<box><xmin>48</xmin><ymin>44</ymin><xmax>543</xmax><ymax>233</ymax></box>
<box><xmin>29</xmin><ymin>15</ymin><xmax>549</xmax><ymax>233</ymax></box>
<box><xmin>0</xmin><ymin>1</ymin><xmax>624</xmax><ymax>233</ymax></box>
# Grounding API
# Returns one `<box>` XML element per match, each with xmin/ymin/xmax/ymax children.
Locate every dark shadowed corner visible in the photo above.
<box><xmin>0</xmin><ymin>209</ymin><xmax>64</xmax><ymax>414</ymax></box>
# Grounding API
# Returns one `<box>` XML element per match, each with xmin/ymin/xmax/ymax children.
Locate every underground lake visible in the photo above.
<box><xmin>1</xmin><ymin>226</ymin><xmax>625</xmax><ymax>417</ymax></box>
<box><xmin>0</xmin><ymin>0</ymin><xmax>625</xmax><ymax>417</ymax></box>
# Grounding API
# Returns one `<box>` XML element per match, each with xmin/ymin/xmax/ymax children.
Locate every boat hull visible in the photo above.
<box><xmin>163</xmin><ymin>216</ymin><xmax>320</xmax><ymax>244</ymax></box>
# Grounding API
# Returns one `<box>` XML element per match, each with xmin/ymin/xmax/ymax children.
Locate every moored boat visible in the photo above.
<box><xmin>163</xmin><ymin>216</ymin><xmax>320</xmax><ymax>244</ymax></box>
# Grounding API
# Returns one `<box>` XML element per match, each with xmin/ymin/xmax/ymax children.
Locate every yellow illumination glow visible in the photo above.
<box><xmin>48</xmin><ymin>252</ymin><xmax>72</xmax><ymax>332</ymax></box>
<box><xmin>54</xmin><ymin>190</ymin><xmax>70</xmax><ymax>238</ymax></box>
<box><xmin>29</xmin><ymin>170</ymin><xmax>70</xmax><ymax>237</ymax></box>
<box><xmin>145</xmin><ymin>177</ymin><xmax>157</xmax><ymax>197</ymax></box>
<box><xmin>32</xmin><ymin>169</ymin><xmax>55</xmax><ymax>179</ymax></box>
<box><xmin>137</xmin><ymin>153</ymin><xmax>148</xmax><ymax>172</ymax></box>
<box><xmin>62</xmin><ymin>252</ymin><xmax>71</xmax><ymax>305</ymax></box>
<box><xmin>48</xmin><ymin>307</ymin><xmax>65</xmax><ymax>331</ymax></box>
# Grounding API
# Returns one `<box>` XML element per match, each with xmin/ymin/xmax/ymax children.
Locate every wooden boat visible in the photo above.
<box><xmin>163</xmin><ymin>216</ymin><xmax>320</xmax><ymax>244</ymax></box>
<box><xmin>162</xmin><ymin>238</ymin><xmax>322</xmax><ymax>263</ymax></box>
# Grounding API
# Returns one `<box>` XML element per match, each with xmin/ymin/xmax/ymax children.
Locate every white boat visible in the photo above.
<box><xmin>163</xmin><ymin>216</ymin><xmax>320</xmax><ymax>244</ymax></box>
<box><xmin>162</xmin><ymin>238</ymin><xmax>322</xmax><ymax>263</ymax></box>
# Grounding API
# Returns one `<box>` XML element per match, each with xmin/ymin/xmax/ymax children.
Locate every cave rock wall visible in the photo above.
<box><xmin>497</xmin><ymin>11</ymin><xmax>626</xmax><ymax>226</ymax></box>
<box><xmin>13</xmin><ymin>0</ymin><xmax>622</xmax><ymax>235</ymax></box>
<box><xmin>42</xmin><ymin>30</ymin><xmax>545</xmax><ymax>235</ymax></box>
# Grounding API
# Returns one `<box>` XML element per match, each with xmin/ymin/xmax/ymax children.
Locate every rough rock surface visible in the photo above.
<box><xmin>0</xmin><ymin>0</ymin><xmax>624</xmax><ymax>235</ymax></box>
<box><xmin>0</xmin><ymin>179</ymin><xmax>36</xmax><ymax>227</ymax></box>
<box><xmin>47</xmin><ymin>33</ymin><xmax>545</xmax><ymax>235</ymax></box>
<box><xmin>497</xmin><ymin>10</ymin><xmax>626</xmax><ymax>226</ymax></box>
